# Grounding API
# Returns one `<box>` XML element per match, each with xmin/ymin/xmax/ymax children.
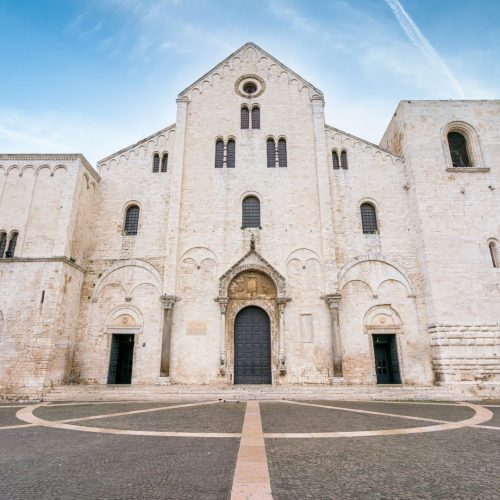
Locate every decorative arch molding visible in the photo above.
<box><xmin>286</xmin><ymin>248</ymin><xmax>322</xmax><ymax>267</ymax></box>
<box><xmin>338</xmin><ymin>255</ymin><xmax>415</xmax><ymax>298</ymax></box>
<box><xmin>106</xmin><ymin>305</ymin><xmax>144</xmax><ymax>334</ymax></box>
<box><xmin>92</xmin><ymin>259</ymin><xmax>161</xmax><ymax>302</ymax></box>
<box><xmin>180</xmin><ymin>246</ymin><xmax>219</xmax><ymax>268</ymax></box>
<box><xmin>218</xmin><ymin>248</ymin><xmax>287</xmax><ymax>300</ymax></box>
<box><xmin>441</xmin><ymin>120</ymin><xmax>485</xmax><ymax>169</ymax></box>
<box><xmin>363</xmin><ymin>304</ymin><xmax>403</xmax><ymax>333</ymax></box>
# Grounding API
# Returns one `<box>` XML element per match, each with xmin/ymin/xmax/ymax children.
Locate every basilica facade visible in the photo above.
<box><xmin>1</xmin><ymin>43</ymin><xmax>499</xmax><ymax>398</ymax></box>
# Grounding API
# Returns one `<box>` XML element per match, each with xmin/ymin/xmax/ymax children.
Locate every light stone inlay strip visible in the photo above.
<box><xmin>264</xmin><ymin>403</ymin><xmax>493</xmax><ymax>439</ymax></box>
<box><xmin>231</xmin><ymin>401</ymin><xmax>272</xmax><ymax>500</ymax></box>
<box><xmin>0</xmin><ymin>423</ymin><xmax>36</xmax><ymax>430</ymax></box>
<box><xmin>16</xmin><ymin>402</ymin><xmax>241</xmax><ymax>438</ymax></box>
<box><xmin>278</xmin><ymin>400</ymin><xmax>450</xmax><ymax>423</ymax></box>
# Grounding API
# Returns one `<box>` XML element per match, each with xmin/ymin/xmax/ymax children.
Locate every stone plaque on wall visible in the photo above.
<box><xmin>300</xmin><ymin>314</ymin><xmax>313</xmax><ymax>343</ymax></box>
<box><xmin>186</xmin><ymin>321</ymin><xmax>207</xmax><ymax>336</ymax></box>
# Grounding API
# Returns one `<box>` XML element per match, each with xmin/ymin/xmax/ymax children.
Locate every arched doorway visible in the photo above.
<box><xmin>234</xmin><ymin>306</ymin><xmax>271</xmax><ymax>384</ymax></box>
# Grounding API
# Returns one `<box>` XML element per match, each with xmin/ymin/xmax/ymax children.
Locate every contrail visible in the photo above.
<box><xmin>384</xmin><ymin>0</ymin><xmax>465</xmax><ymax>98</ymax></box>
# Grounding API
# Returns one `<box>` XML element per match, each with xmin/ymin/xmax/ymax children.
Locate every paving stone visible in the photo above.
<box><xmin>0</xmin><ymin>407</ymin><xmax>24</xmax><ymax>426</ymax></box>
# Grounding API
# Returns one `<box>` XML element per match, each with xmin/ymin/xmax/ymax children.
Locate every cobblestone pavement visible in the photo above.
<box><xmin>0</xmin><ymin>399</ymin><xmax>498</xmax><ymax>499</ymax></box>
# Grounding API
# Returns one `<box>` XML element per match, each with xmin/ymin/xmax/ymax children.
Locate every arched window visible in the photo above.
<box><xmin>278</xmin><ymin>138</ymin><xmax>287</xmax><ymax>168</ymax></box>
<box><xmin>161</xmin><ymin>153</ymin><xmax>168</xmax><ymax>172</ymax></box>
<box><xmin>360</xmin><ymin>203</ymin><xmax>378</xmax><ymax>234</ymax></box>
<box><xmin>489</xmin><ymin>241</ymin><xmax>498</xmax><ymax>268</ymax></box>
<box><xmin>0</xmin><ymin>232</ymin><xmax>6</xmax><ymax>258</ymax></box>
<box><xmin>267</xmin><ymin>138</ymin><xmax>276</xmax><ymax>168</ymax></box>
<box><xmin>332</xmin><ymin>150</ymin><xmax>340</xmax><ymax>170</ymax></box>
<box><xmin>448</xmin><ymin>132</ymin><xmax>470</xmax><ymax>167</ymax></box>
<box><xmin>226</xmin><ymin>139</ymin><xmax>236</xmax><ymax>168</ymax></box>
<box><xmin>124</xmin><ymin>206</ymin><xmax>139</xmax><ymax>235</ymax></box>
<box><xmin>241</xmin><ymin>106</ymin><xmax>249</xmax><ymax>129</ymax></box>
<box><xmin>340</xmin><ymin>150</ymin><xmax>348</xmax><ymax>169</ymax></box>
<box><xmin>6</xmin><ymin>232</ymin><xmax>18</xmax><ymax>257</ymax></box>
<box><xmin>251</xmin><ymin>106</ymin><xmax>260</xmax><ymax>129</ymax></box>
<box><xmin>215</xmin><ymin>139</ymin><xmax>224</xmax><ymax>168</ymax></box>
<box><xmin>242</xmin><ymin>196</ymin><xmax>261</xmax><ymax>228</ymax></box>
<box><xmin>152</xmin><ymin>153</ymin><xmax>160</xmax><ymax>173</ymax></box>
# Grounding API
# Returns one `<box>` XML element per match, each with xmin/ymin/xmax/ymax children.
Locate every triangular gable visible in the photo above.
<box><xmin>178</xmin><ymin>42</ymin><xmax>323</xmax><ymax>99</ymax></box>
<box><xmin>218</xmin><ymin>247</ymin><xmax>287</xmax><ymax>299</ymax></box>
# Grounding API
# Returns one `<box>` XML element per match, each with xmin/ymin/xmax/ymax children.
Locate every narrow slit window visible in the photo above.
<box><xmin>6</xmin><ymin>232</ymin><xmax>18</xmax><ymax>257</ymax></box>
<box><xmin>251</xmin><ymin>106</ymin><xmax>260</xmax><ymax>129</ymax></box>
<box><xmin>360</xmin><ymin>203</ymin><xmax>378</xmax><ymax>234</ymax></box>
<box><xmin>340</xmin><ymin>150</ymin><xmax>348</xmax><ymax>169</ymax></box>
<box><xmin>215</xmin><ymin>139</ymin><xmax>224</xmax><ymax>168</ymax></box>
<box><xmin>0</xmin><ymin>232</ymin><xmax>7</xmax><ymax>258</ymax></box>
<box><xmin>124</xmin><ymin>206</ymin><xmax>140</xmax><ymax>235</ymax></box>
<box><xmin>278</xmin><ymin>138</ymin><xmax>287</xmax><ymax>168</ymax></box>
<box><xmin>332</xmin><ymin>150</ymin><xmax>340</xmax><ymax>169</ymax></box>
<box><xmin>152</xmin><ymin>153</ymin><xmax>160</xmax><ymax>173</ymax></box>
<box><xmin>448</xmin><ymin>132</ymin><xmax>471</xmax><ymax>167</ymax></box>
<box><xmin>226</xmin><ymin>139</ymin><xmax>236</xmax><ymax>168</ymax></box>
<box><xmin>489</xmin><ymin>242</ymin><xmax>498</xmax><ymax>268</ymax></box>
<box><xmin>161</xmin><ymin>153</ymin><xmax>168</xmax><ymax>172</ymax></box>
<box><xmin>242</xmin><ymin>196</ymin><xmax>261</xmax><ymax>228</ymax></box>
<box><xmin>241</xmin><ymin>106</ymin><xmax>249</xmax><ymax>129</ymax></box>
<box><xmin>267</xmin><ymin>138</ymin><xmax>276</xmax><ymax>168</ymax></box>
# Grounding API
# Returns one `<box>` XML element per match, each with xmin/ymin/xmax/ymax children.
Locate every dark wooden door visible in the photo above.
<box><xmin>108</xmin><ymin>334</ymin><xmax>134</xmax><ymax>384</ymax></box>
<box><xmin>234</xmin><ymin>306</ymin><xmax>271</xmax><ymax>384</ymax></box>
<box><xmin>373</xmin><ymin>334</ymin><xmax>401</xmax><ymax>384</ymax></box>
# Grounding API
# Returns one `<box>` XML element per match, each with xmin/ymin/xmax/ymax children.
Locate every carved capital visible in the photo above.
<box><xmin>276</xmin><ymin>296</ymin><xmax>291</xmax><ymax>312</ymax></box>
<box><xmin>160</xmin><ymin>294</ymin><xmax>178</xmax><ymax>310</ymax></box>
<box><xmin>216</xmin><ymin>297</ymin><xmax>229</xmax><ymax>314</ymax></box>
<box><xmin>324</xmin><ymin>293</ymin><xmax>341</xmax><ymax>310</ymax></box>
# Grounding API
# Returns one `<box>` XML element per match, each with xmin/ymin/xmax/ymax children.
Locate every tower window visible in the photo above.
<box><xmin>251</xmin><ymin>106</ymin><xmax>260</xmax><ymax>129</ymax></box>
<box><xmin>360</xmin><ymin>203</ymin><xmax>378</xmax><ymax>234</ymax></box>
<box><xmin>124</xmin><ymin>206</ymin><xmax>140</xmax><ymax>235</ymax></box>
<box><xmin>6</xmin><ymin>232</ymin><xmax>18</xmax><ymax>257</ymax></box>
<box><xmin>267</xmin><ymin>138</ymin><xmax>276</xmax><ymax>168</ymax></box>
<box><xmin>340</xmin><ymin>150</ymin><xmax>348</xmax><ymax>169</ymax></box>
<box><xmin>226</xmin><ymin>139</ymin><xmax>236</xmax><ymax>168</ymax></box>
<box><xmin>241</xmin><ymin>106</ymin><xmax>249</xmax><ymax>129</ymax></box>
<box><xmin>448</xmin><ymin>132</ymin><xmax>471</xmax><ymax>167</ymax></box>
<box><xmin>161</xmin><ymin>153</ymin><xmax>168</xmax><ymax>172</ymax></box>
<box><xmin>278</xmin><ymin>138</ymin><xmax>287</xmax><ymax>168</ymax></box>
<box><xmin>242</xmin><ymin>196</ymin><xmax>261</xmax><ymax>228</ymax></box>
<box><xmin>215</xmin><ymin>139</ymin><xmax>224</xmax><ymax>168</ymax></box>
<box><xmin>489</xmin><ymin>241</ymin><xmax>498</xmax><ymax>268</ymax></box>
<box><xmin>332</xmin><ymin>150</ymin><xmax>340</xmax><ymax>170</ymax></box>
<box><xmin>152</xmin><ymin>153</ymin><xmax>160</xmax><ymax>173</ymax></box>
<box><xmin>0</xmin><ymin>232</ymin><xmax>7</xmax><ymax>258</ymax></box>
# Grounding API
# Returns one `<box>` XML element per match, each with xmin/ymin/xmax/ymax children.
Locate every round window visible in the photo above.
<box><xmin>243</xmin><ymin>82</ymin><xmax>257</xmax><ymax>95</ymax></box>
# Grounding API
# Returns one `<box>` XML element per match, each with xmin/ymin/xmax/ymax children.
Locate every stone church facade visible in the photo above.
<box><xmin>0</xmin><ymin>43</ymin><xmax>499</xmax><ymax>398</ymax></box>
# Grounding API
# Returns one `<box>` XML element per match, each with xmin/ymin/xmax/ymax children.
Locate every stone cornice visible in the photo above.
<box><xmin>0</xmin><ymin>154</ymin><xmax>100</xmax><ymax>182</ymax></box>
<box><xmin>0</xmin><ymin>256</ymin><xmax>84</xmax><ymax>272</ymax></box>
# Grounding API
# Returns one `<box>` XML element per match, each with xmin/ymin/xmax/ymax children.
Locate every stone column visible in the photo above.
<box><xmin>276</xmin><ymin>298</ymin><xmax>289</xmax><ymax>374</ymax></box>
<box><xmin>218</xmin><ymin>298</ymin><xmax>228</xmax><ymax>374</ymax></box>
<box><xmin>160</xmin><ymin>294</ymin><xmax>178</xmax><ymax>378</ymax></box>
<box><xmin>325</xmin><ymin>293</ymin><xmax>343</xmax><ymax>378</ymax></box>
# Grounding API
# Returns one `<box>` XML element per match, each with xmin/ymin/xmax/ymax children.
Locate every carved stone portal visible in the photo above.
<box><xmin>216</xmin><ymin>248</ymin><xmax>290</xmax><ymax>382</ymax></box>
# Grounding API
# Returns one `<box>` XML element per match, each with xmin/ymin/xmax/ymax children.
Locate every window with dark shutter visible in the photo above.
<box><xmin>0</xmin><ymin>232</ymin><xmax>6</xmax><ymax>258</ymax></box>
<box><xmin>227</xmin><ymin>139</ymin><xmax>236</xmax><ymax>168</ymax></box>
<box><xmin>448</xmin><ymin>132</ymin><xmax>471</xmax><ymax>167</ymax></box>
<box><xmin>161</xmin><ymin>153</ymin><xmax>168</xmax><ymax>172</ymax></box>
<box><xmin>490</xmin><ymin>242</ymin><xmax>498</xmax><ymax>268</ymax></box>
<box><xmin>124</xmin><ymin>206</ymin><xmax>140</xmax><ymax>235</ymax></box>
<box><xmin>242</xmin><ymin>196</ymin><xmax>261</xmax><ymax>228</ymax></box>
<box><xmin>251</xmin><ymin>106</ymin><xmax>260</xmax><ymax>129</ymax></box>
<box><xmin>360</xmin><ymin>203</ymin><xmax>378</xmax><ymax>234</ymax></box>
<box><xmin>340</xmin><ymin>150</ymin><xmax>348</xmax><ymax>169</ymax></box>
<box><xmin>152</xmin><ymin>154</ymin><xmax>160</xmax><ymax>173</ymax></box>
<box><xmin>278</xmin><ymin>138</ymin><xmax>287</xmax><ymax>168</ymax></box>
<box><xmin>215</xmin><ymin>139</ymin><xmax>224</xmax><ymax>168</ymax></box>
<box><xmin>267</xmin><ymin>138</ymin><xmax>276</xmax><ymax>168</ymax></box>
<box><xmin>332</xmin><ymin>150</ymin><xmax>340</xmax><ymax>169</ymax></box>
<box><xmin>6</xmin><ymin>232</ymin><xmax>18</xmax><ymax>257</ymax></box>
<box><xmin>241</xmin><ymin>107</ymin><xmax>249</xmax><ymax>129</ymax></box>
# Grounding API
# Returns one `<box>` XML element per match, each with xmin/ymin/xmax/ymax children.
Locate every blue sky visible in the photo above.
<box><xmin>1</xmin><ymin>0</ymin><xmax>499</xmax><ymax>164</ymax></box>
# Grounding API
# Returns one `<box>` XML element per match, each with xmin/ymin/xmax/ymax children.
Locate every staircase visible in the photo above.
<box><xmin>42</xmin><ymin>383</ymin><xmax>499</xmax><ymax>402</ymax></box>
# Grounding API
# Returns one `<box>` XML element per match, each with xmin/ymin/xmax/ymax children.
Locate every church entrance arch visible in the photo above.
<box><xmin>234</xmin><ymin>306</ymin><xmax>271</xmax><ymax>384</ymax></box>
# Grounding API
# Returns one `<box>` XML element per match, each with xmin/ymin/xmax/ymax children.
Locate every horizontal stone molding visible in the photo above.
<box><xmin>0</xmin><ymin>256</ymin><xmax>84</xmax><ymax>272</ymax></box>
